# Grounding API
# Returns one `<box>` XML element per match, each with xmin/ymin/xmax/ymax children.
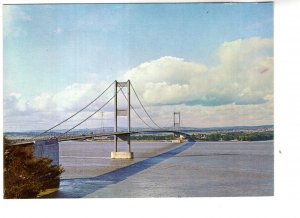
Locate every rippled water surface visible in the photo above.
<box><xmin>45</xmin><ymin>140</ymin><xmax>273</xmax><ymax>198</ymax></box>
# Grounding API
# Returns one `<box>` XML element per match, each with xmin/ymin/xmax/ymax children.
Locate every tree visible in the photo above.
<box><xmin>3</xmin><ymin>136</ymin><xmax>64</xmax><ymax>198</ymax></box>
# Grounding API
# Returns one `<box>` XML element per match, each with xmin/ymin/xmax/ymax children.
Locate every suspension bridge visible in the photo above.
<box><xmin>15</xmin><ymin>80</ymin><xmax>192</xmax><ymax>159</ymax></box>
<box><xmin>9</xmin><ymin>80</ymin><xmax>274</xmax><ymax>198</ymax></box>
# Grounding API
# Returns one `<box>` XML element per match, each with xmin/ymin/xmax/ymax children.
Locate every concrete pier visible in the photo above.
<box><xmin>111</xmin><ymin>151</ymin><xmax>134</xmax><ymax>159</ymax></box>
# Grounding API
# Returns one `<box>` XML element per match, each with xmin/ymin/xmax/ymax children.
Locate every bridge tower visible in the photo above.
<box><xmin>111</xmin><ymin>80</ymin><xmax>134</xmax><ymax>159</ymax></box>
<box><xmin>173</xmin><ymin>112</ymin><xmax>181</xmax><ymax>131</ymax></box>
<box><xmin>173</xmin><ymin>112</ymin><xmax>181</xmax><ymax>140</ymax></box>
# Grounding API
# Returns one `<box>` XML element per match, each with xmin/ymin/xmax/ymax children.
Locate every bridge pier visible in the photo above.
<box><xmin>111</xmin><ymin>133</ymin><xmax>133</xmax><ymax>159</ymax></box>
<box><xmin>111</xmin><ymin>151</ymin><xmax>134</xmax><ymax>159</ymax></box>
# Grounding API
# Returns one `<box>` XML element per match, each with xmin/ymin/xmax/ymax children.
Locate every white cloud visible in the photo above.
<box><xmin>3</xmin><ymin>81</ymin><xmax>116</xmax><ymax>131</ymax></box>
<box><xmin>3</xmin><ymin>93</ymin><xmax>34</xmax><ymax>116</ymax></box>
<box><xmin>124</xmin><ymin>56</ymin><xmax>208</xmax><ymax>105</ymax></box>
<box><xmin>3</xmin><ymin>93</ymin><xmax>59</xmax><ymax>131</ymax></box>
<box><xmin>3</xmin><ymin>38</ymin><xmax>274</xmax><ymax>131</ymax></box>
<box><xmin>52</xmin><ymin>83</ymin><xmax>94</xmax><ymax>111</ymax></box>
<box><xmin>123</xmin><ymin>38</ymin><xmax>273</xmax><ymax>107</ymax></box>
<box><xmin>127</xmin><ymin>99</ymin><xmax>273</xmax><ymax>129</ymax></box>
<box><xmin>177</xmin><ymin>100</ymin><xmax>273</xmax><ymax>128</ymax></box>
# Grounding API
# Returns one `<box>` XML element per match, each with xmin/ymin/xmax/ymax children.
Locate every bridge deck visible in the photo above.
<box><xmin>59</xmin><ymin>130</ymin><xmax>189</xmax><ymax>142</ymax></box>
<box><xmin>11</xmin><ymin>130</ymin><xmax>190</xmax><ymax>145</ymax></box>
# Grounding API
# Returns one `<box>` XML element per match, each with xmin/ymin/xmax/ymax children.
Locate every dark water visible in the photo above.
<box><xmin>44</xmin><ymin>141</ymin><xmax>273</xmax><ymax>198</ymax></box>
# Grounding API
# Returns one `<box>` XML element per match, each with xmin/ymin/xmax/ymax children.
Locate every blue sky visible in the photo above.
<box><xmin>3</xmin><ymin>3</ymin><xmax>274</xmax><ymax>131</ymax></box>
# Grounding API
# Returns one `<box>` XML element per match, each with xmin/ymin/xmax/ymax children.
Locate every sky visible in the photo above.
<box><xmin>3</xmin><ymin>3</ymin><xmax>274</xmax><ymax>132</ymax></box>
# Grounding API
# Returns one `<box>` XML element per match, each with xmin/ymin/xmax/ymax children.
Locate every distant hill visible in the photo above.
<box><xmin>179</xmin><ymin>125</ymin><xmax>274</xmax><ymax>132</ymax></box>
<box><xmin>4</xmin><ymin>125</ymin><xmax>273</xmax><ymax>139</ymax></box>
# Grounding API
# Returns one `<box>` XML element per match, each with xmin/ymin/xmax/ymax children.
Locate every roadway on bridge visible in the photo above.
<box><xmin>45</xmin><ymin>140</ymin><xmax>273</xmax><ymax>198</ymax></box>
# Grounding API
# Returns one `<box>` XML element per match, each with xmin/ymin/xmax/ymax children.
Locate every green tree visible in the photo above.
<box><xmin>3</xmin><ymin>136</ymin><xmax>64</xmax><ymax>198</ymax></box>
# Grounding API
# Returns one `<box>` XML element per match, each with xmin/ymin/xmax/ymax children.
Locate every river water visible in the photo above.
<box><xmin>45</xmin><ymin>140</ymin><xmax>273</xmax><ymax>198</ymax></box>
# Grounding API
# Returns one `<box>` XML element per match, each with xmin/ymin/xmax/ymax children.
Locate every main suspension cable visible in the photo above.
<box><xmin>161</xmin><ymin>115</ymin><xmax>173</xmax><ymax>129</ymax></box>
<box><xmin>32</xmin><ymin>81</ymin><xmax>115</xmax><ymax>140</ymax></box>
<box><xmin>61</xmin><ymin>86</ymin><xmax>123</xmax><ymax>136</ymax></box>
<box><xmin>119</xmin><ymin>87</ymin><xmax>155</xmax><ymax>130</ymax></box>
<box><xmin>130</xmin><ymin>82</ymin><xmax>162</xmax><ymax>129</ymax></box>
